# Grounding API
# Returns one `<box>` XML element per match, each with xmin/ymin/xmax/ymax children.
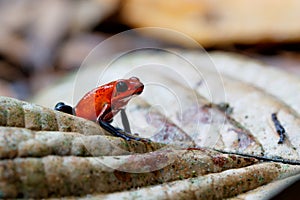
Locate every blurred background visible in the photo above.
<box><xmin>1</xmin><ymin>0</ymin><xmax>300</xmax><ymax>101</ymax></box>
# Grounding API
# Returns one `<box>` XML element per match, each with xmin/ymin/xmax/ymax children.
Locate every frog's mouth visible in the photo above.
<box><xmin>134</xmin><ymin>84</ymin><xmax>144</xmax><ymax>95</ymax></box>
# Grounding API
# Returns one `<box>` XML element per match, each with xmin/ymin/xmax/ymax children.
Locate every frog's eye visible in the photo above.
<box><xmin>116</xmin><ymin>81</ymin><xmax>128</xmax><ymax>92</ymax></box>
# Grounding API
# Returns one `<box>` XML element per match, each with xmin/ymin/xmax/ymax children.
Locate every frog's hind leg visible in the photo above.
<box><xmin>98</xmin><ymin>119</ymin><xmax>150</xmax><ymax>142</ymax></box>
<box><xmin>97</xmin><ymin>109</ymin><xmax>150</xmax><ymax>142</ymax></box>
<box><xmin>54</xmin><ymin>102</ymin><xmax>74</xmax><ymax>115</ymax></box>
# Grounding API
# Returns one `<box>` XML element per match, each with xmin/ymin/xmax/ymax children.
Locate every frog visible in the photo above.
<box><xmin>55</xmin><ymin>77</ymin><xmax>150</xmax><ymax>142</ymax></box>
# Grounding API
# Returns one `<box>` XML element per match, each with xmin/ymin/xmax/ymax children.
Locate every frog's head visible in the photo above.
<box><xmin>111</xmin><ymin>77</ymin><xmax>144</xmax><ymax>110</ymax></box>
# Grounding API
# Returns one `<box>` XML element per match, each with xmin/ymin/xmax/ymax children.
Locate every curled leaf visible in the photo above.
<box><xmin>0</xmin><ymin>96</ymin><xmax>106</xmax><ymax>135</ymax></box>
<box><xmin>0</xmin><ymin>127</ymin><xmax>165</xmax><ymax>159</ymax></box>
<box><xmin>0</xmin><ymin>149</ymin><xmax>258</xmax><ymax>198</ymax></box>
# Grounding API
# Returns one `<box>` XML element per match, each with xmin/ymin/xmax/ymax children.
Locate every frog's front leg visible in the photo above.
<box><xmin>120</xmin><ymin>109</ymin><xmax>131</xmax><ymax>133</ymax></box>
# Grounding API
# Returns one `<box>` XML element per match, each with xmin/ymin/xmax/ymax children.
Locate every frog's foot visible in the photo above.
<box><xmin>54</xmin><ymin>102</ymin><xmax>74</xmax><ymax>115</ymax></box>
<box><xmin>98</xmin><ymin>120</ymin><xmax>151</xmax><ymax>143</ymax></box>
<box><xmin>118</xmin><ymin>130</ymin><xmax>152</xmax><ymax>143</ymax></box>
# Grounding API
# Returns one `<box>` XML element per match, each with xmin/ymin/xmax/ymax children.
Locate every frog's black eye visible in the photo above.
<box><xmin>116</xmin><ymin>81</ymin><xmax>128</xmax><ymax>92</ymax></box>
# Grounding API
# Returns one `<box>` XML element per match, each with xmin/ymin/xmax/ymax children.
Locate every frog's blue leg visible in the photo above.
<box><xmin>98</xmin><ymin>118</ymin><xmax>150</xmax><ymax>142</ymax></box>
<box><xmin>54</xmin><ymin>102</ymin><xmax>74</xmax><ymax>115</ymax></box>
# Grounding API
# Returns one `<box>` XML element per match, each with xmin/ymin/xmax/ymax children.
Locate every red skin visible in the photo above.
<box><xmin>74</xmin><ymin>77</ymin><xmax>144</xmax><ymax>122</ymax></box>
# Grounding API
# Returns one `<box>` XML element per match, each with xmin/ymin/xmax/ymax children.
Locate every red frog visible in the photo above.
<box><xmin>55</xmin><ymin>77</ymin><xmax>149</xmax><ymax>142</ymax></box>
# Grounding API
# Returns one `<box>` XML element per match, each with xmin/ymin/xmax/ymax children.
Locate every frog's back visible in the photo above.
<box><xmin>74</xmin><ymin>85</ymin><xmax>114</xmax><ymax>121</ymax></box>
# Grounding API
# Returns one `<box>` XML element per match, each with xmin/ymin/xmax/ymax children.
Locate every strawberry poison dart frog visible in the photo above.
<box><xmin>55</xmin><ymin>77</ymin><xmax>149</xmax><ymax>142</ymax></box>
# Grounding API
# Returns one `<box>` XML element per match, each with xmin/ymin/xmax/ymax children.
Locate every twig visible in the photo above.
<box><xmin>271</xmin><ymin>113</ymin><xmax>286</xmax><ymax>144</ymax></box>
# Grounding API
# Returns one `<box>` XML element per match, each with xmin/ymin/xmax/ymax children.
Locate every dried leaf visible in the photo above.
<box><xmin>80</xmin><ymin>163</ymin><xmax>300</xmax><ymax>200</ymax></box>
<box><xmin>26</xmin><ymin>50</ymin><xmax>300</xmax><ymax>198</ymax></box>
<box><xmin>0</xmin><ymin>149</ymin><xmax>257</xmax><ymax>198</ymax></box>
<box><xmin>0</xmin><ymin>127</ymin><xmax>165</xmax><ymax>158</ymax></box>
<box><xmin>121</xmin><ymin>0</ymin><xmax>300</xmax><ymax>46</ymax></box>
<box><xmin>0</xmin><ymin>96</ymin><xmax>106</xmax><ymax>135</ymax></box>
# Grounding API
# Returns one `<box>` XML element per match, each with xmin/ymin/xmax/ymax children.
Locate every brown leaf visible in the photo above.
<box><xmin>0</xmin><ymin>149</ymin><xmax>258</xmax><ymax>198</ymax></box>
<box><xmin>121</xmin><ymin>0</ymin><xmax>300</xmax><ymax>46</ymax></box>
<box><xmin>29</xmin><ymin>50</ymin><xmax>300</xmax><ymax>198</ymax></box>
<box><xmin>0</xmin><ymin>127</ymin><xmax>165</xmax><ymax>159</ymax></box>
